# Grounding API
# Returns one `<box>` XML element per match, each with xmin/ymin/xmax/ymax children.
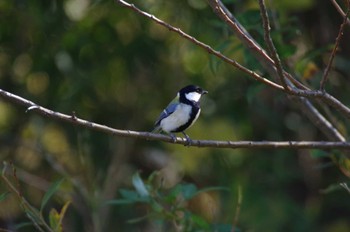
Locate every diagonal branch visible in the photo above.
<box><xmin>330</xmin><ymin>0</ymin><xmax>350</xmax><ymax>26</ymax></box>
<box><xmin>320</xmin><ymin>0</ymin><xmax>350</xmax><ymax>90</ymax></box>
<box><xmin>1</xmin><ymin>88</ymin><xmax>350</xmax><ymax>150</ymax></box>
<box><xmin>114</xmin><ymin>0</ymin><xmax>284</xmax><ymax>91</ymax></box>
<box><xmin>113</xmin><ymin>0</ymin><xmax>350</xmax><ymax>142</ymax></box>
<box><xmin>208</xmin><ymin>0</ymin><xmax>308</xmax><ymax>90</ymax></box>
<box><xmin>258</xmin><ymin>0</ymin><xmax>289</xmax><ymax>90</ymax></box>
<box><xmin>207</xmin><ymin>0</ymin><xmax>347</xmax><ymax>141</ymax></box>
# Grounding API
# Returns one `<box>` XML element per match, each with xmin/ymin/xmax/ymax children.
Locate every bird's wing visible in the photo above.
<box><xmin>154</xmin><ymin>95</ymin><xmax>179</xmax><ymax>128</ymax></box>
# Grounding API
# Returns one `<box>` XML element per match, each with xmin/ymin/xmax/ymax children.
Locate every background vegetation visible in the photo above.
<box><xmin>1</xmin><ymin>0</ymin><xmax>350</xmax><ymax>231</ymax></box>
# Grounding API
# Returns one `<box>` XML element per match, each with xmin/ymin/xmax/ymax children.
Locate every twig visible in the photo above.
<box><xmin>207</xmin><ymin>0</ymin><xmax>308</xmax><ymax>90</ymax></box>
<box><xmin>115</xmin><ymin>0</ymin><xmax>350</xmax><ymax>122</ymax></box>
<box><xmin>114</xmin><ymin>0</ymin><xmax>284</xmax><ymax>91</ymax></box>
<box><xmin>206</xmin><ymin>0</ymin><xmax>350</xmax><ymax>141</ymax></box>
<box><xmin>1</xmin><ymin>162</ymin><xmax>53</xmax><ymax>232</ymax></box>
<box><xmin>231</xmin><ymin>185</ymin><xmax>242</xmax><ymax>232</ymax></box>
<box><xmin>0</xmin><ymin>88</ymin><xmax>349</xmax><ymax>150</ymax></box>
<box><xmin>320</xmin><ymin>1</ymin><xmax>350</xmax><ymax>90</ymax></box>
<box><xmin>258</xmin><ymin>0</ymin><xmax>289</xmax><ymax>90</ymax></box>
<box><xmin>330</xmin><ymin>0</ymin><xmax>350</xmax><ymax>26</ymax></box>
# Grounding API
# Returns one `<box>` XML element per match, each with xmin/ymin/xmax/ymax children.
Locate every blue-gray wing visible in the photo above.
<box><xmin>154</xmin><ymin>103</ymin><xmax>178</xmax><ymax>127</ymax></box>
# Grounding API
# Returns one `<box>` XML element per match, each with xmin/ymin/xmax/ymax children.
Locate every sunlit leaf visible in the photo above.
<box><xmin>49</xmin><ymin>208</ymin><xmax>60</xmax><ymax>232</ymax></box>
<box><xmin>132</xmin><ymin>172</ymin><xmax>149</xmax><ymax>197</ymax></box>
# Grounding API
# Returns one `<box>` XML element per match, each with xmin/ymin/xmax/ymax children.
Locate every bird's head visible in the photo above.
<box><xmin>178</xmin><ymin>85</ymin><xmax>208</xmax><ymax>103</ymax></box>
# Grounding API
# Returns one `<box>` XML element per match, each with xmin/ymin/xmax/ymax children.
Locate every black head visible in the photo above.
<box><xmin>178</xmin><ymin>85</ymin><xmax>208</xmax><ymax>103</ymax></box>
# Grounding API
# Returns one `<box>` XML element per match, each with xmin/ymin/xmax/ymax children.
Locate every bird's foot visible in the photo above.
<box><xmin>182</xmin><ymin>132</ymin><xmax>192</xmax><ymax>146</ymax></box>
<box><xmin>169</xmin><ymin>133</ymin><xmax>177</xmax><ymax>143</ymax></box>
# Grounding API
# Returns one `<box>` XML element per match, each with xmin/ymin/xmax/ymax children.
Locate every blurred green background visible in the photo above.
<box><xmin>1</xmin><ymin>0</ymin><xmax>350</xmax><ymax>231</ymax></box>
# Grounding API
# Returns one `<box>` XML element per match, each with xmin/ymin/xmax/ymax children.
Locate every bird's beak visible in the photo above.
<box><xmin>202</xmin><ymin>90</ymin><xmax>208</xmax><ymax>95</ymax></box>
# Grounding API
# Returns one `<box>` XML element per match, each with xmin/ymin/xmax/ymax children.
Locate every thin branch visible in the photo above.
<box><xmin>114</xmin><ymin>0</ymin><xmax>284</xmax><ymax>91</ymax></box>
<box><xmin>207</xmin><ymin>0</ymin><xmax>308</xmax><ymax>90</ymax></box>
<box><xmin>206</xmin><ymin>0</ymin><xmax>348</xmax><ymax>140</ymax></box>
<box><xmin>258</xmin><ymin>0</ymin><xmax>289</xmax><ymax>90</ymax></box>
<box><xmin>320</xmin><ymin>1</ymin><xmax>350</xmax><ymax>90</ymax></box>
<box><xmin>0</xmin><ymin>88</ymin><xmax>350</xmax><ymax>150</ymax></box>
<box><xmin>231</xmin><ymin>185</ymin><xmax>242</xmax><ymax>232</ymax></box>
<box><xmin>330</xmin><ymin>0</ymin><xmax>350</xmax><ymax>26</ymax></box>
<box><xmin>115</xmin><ymin>0</ymin><xmax>350</xmax><ymax>122</ymax></box>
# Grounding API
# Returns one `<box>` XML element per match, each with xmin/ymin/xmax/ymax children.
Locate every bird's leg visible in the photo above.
<box><xmin>169</xmin><ymin>133</ymin><xmax>177</xmax><ymax>143</ymax></box>
<box><xmin>182</xmin><ymin>132</ymin><xmax>192</xmax><ymax>146</ymax></box>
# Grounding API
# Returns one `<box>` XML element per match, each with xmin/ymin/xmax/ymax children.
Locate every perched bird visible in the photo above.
<box><xmin>152</xmin><ymin>85</ymin><xmax>208</xmax><ymax>144</ymax></box>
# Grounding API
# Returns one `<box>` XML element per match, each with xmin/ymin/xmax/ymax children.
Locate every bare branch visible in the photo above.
<box><xmin>114</xmin><ymin>0</ymin><xmax>284</xmax><ymax>91</ymax></box>
<box><xmin>114</xmin><ymin>0</ymin><xmax>350</xmax><ymax>124</ymax></box>
<box><xmin>1</xmin><ymin>88</ymin><xmax>350</xmax><ymax>150</ymax></box>
<box><xmin>291</xmin><ymin>95</ymin><xmax>346</xmax><ymax>142</ymax></box>
<box><xmin>320</xmin><ymin>1</ymin><xmax>350</xmax><ymax>90</ymax></box>
<box><xmin>207</xmin><ymin>0</ymin><xmax>309</xmax><ymax>90</ymax></box>
<box><xmin>258</xmin><ymin>0</ymin><xmax>289</xmax><ymax>90</ymax></box>
<box><xmin>207</xmin><ymin>0</ymin><xmax>348</xmax><ymax>140</ymax></box>
<box><xmin>330</xmin><ymin>0</ymin><xmax>350</xmax><ymax>26</ymax></box>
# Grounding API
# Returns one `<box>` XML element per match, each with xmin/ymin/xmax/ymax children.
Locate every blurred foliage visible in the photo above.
<box><xmin>0</xmin><ymin>0</ymin><xmax>350</xmax><ymax>231</ymax></box>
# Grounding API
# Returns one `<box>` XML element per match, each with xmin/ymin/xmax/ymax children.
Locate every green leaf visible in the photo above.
<box><xmin>40</xmin><ymin>179</ymin><xmax>64</xmax><ymax>212</ymax></box>
<box><xmin>190</xmin><ymin>214</ymin><xmax>210</xmax><ymax>229</ymax></box>
<box><xmin>212</xmin><ymin>223</ymin><xmax>240</xmax><ymax>232</ymax></box>
<box><xmin>49</xmin><ymin>201</ymin><xmax>71</xmax><ymax>232</ymax></box>
<box><xmin>105</xmin><ymin>199</ymin><xmax>138</xmax><ymax>205</ymax></box>
<box><xmin>180</xmin><ymin>183</ymin><xmax>198</xmax><ymax>200</ymax></box>
<box><xmin>126</xmin><ymin>214</ymin><xmax>150</xmax><ymax>224</ymax></box>
<box><xmin>49</xmin><ymin>208</ymin><xmax>60</xmax><ymax>231</ymax></box>
<box><xmin>119</xmin><ymin>189</ymin><xmax>139</xmax><ymax>200</ymax></box>
<box><xmin>0</xmin><ymin>192</ymin><xmax>9</xmax><ymax>202</ymax></box>
<box><xmin>132</xmin><ymin>172</ymin><xmax>149</xmax><ymax>197</ymax></box>
<box><xmin>14</xmin><ymin>222</ymin><xmax>34</xmax><ymax>230</ymax></box>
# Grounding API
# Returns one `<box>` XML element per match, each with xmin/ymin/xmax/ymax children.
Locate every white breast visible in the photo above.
<box><xmin>160</xmin><ymin>103</ymin><xmax>192</xmax><ymax>133</ymax></box>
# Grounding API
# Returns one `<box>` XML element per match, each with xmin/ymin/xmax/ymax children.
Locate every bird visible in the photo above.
<box><xmin>152</xmin><ymin>85</ymin><xmax>208</xmax><ymax>145</ymax></box>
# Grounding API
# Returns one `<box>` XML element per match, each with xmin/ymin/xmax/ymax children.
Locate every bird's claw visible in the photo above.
<box><xmin>182</xmin><ymin>132</ymin><xmax>192</xmax><ymax>146</ymax></box>
<box><xmin>170</xmin><ymin>134</ymin><xmax>177</xmax><ymax>143</ymax></box>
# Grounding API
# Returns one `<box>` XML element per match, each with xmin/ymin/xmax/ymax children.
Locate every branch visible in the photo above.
<box><xmin>320</xmin><ymin>1</ymin><xmax>350</xmax><ymax>90</ymax></box>
<box><xmin>1</xmin><ymin>88</ymin><xmax>350</xmax><ymax>150</ymax></box>
<box><xmin>114</xmin><ymin>0</ymin><xmax>284</xmax><ymax>91</ymax></box>
<box><xmin>207</xmin><ymin>0</ymin><xmax>348</xmax><ymax>141</ymax></box>
<box><xmin>258</xmin><ymin>0</ymin><xmax>289</xmax><ymax>90</ymax></box>
<box><xmin>330</xmin><ymin>0</ymin><xmax>350</xmax><ymax>26</ymax></box>
<box><xmin>115</xmin><ymin>0</ymin><xmax>350</xmax><ymax>123</ymax></box>
<box><xmin>207</xmin><ymin>0</ymin><xmax>308</xmax><ymax>90</ymax></box>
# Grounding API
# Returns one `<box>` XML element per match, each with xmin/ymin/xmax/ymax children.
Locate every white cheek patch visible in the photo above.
<box><xmin>185</xmin><ymin>92</ymin><xmax>201</xmax><ymax>102</ymax></box>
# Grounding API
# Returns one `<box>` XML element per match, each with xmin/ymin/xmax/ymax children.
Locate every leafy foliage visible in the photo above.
<box><xmin>107</xmin><ymin>172</ymin><xmax>229</xmax><ymax>231</ymax></box>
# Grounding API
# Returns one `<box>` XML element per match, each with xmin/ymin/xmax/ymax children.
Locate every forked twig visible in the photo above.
<box><xmin>320</xmin><ymin>1</ymin><xmax>350</xmax><ymax>90</ymax></box>
<box><xmin>258</xmin><ymin>0</ymin><xmax>289</xmax><ymax>90</ymax></box>
<box><xmin>330</xmin><ymin>0</ymin><xmax>350</xmax><ymax>25</ymax></box>
<box><xmin>114</xmin><ymin>0</ymin><xmax>284</xmax><ymax>91</ymax></box>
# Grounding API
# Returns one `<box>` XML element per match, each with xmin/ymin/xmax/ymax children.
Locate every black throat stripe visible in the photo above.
<box><xmin>171</xmin><ymin>101</ymin><xmax>200</xmax><ymax>133</ymax></box>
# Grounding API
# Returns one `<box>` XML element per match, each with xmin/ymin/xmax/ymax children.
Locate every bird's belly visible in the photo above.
<box><xmin>160</xmin><ymin>104</ymin><xmax>192</xmax><ymax>133</ymax></box>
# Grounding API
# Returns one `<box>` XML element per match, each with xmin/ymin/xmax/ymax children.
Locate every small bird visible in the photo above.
<box><xmin>152</xmin><ymin>85</ymin><xmax>208</xmax><ymax>144</ymax></box>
